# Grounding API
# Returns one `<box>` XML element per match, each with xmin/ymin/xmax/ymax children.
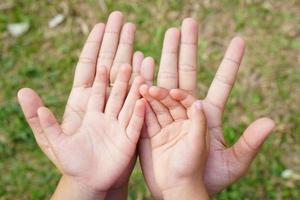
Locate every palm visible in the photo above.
<box><xmin>140</xmin><ymin>86</ymin><xmax>208</xmax><ymax>194</ymax></box>
<box><xmin>151</xmin><ymin>120</ymin><xmax>200</xmax><ymax>190</ymax></box>
<box><xmin>18</xmin><ymin>12</ymin><xmax>152</xmax><ymax>197</ymax></box>
<box><xmin>202</xmin><ymin>101</ymin><xmax>235</xmax><ymax>192</ymax></box>
<box><xmin>50</xmin><ymin>111</ymin><xmax>134</xmax><ymax>190</ymax></box>
<box><xmin>28</xmin><ymin>64</ymin><xmax>145</xmax><ymax>194</ymax></box>
<box><xmin>139</xmin><ymin>18</ymin><xmax>275</xmax><ymax>198</ymax></box>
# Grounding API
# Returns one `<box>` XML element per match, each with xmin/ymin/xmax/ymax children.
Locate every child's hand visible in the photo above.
<box><xmin>19</xmin><ymin>65</ymin><xmax>145</xmax><ymax>199</ymax></box>
<box><xmin>140</xmin><ymin>85</ymin><xmax>210</xmax><ymax>199</ymax></box>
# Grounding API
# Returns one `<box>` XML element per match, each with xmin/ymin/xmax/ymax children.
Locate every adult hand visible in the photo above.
<box><xmin>18</xmin><ymin>11</ymin><xmax>154</xmax><ymax>199</ymax></box>
<box><xmin>139</xmin><ymin>18</ymin><xmax>275</xmax><ymax>199</ymax></box>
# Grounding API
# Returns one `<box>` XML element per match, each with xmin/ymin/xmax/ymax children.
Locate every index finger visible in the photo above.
<box><xmin>205</xmin><ymin>36</ymin><xmax>245</xmax><ymax>111</ymax></box>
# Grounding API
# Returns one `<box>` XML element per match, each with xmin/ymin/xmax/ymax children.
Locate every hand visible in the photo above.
<box><xmin>18</xmin><ymin>11</ymin><xmax>155</xmax><ymax>199</ymax></box>
<box><xmin>138</xmin><ymin>18</ymin><xmax>275</xmax><ymax>198</ymax></box>
<box><xmin>140</xmin><ymin>86</ymin><xmax>210</xmax><ymax>200</ymax></box>
<box><xmin>20</xmin><ymin>64</ymin><xmax>145</xmax><ymax>199</ymax></box>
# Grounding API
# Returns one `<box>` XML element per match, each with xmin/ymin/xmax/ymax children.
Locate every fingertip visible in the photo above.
<box><xmin>106</xmin><ymin>11</ymin><xmax>123</xmax><ymax>32</ymax></box>
<box><xmin>257</xmin><ymin>117</ymin><xmax>276</xmax><ymax>130</ymax></box>
<box><xmin>229</xmin><ymin>36</ymin><xmax>245</xmax><ymax>54</ymax></box>
<box><xmin>143</xmin><ymin>56</ymin><xmax>155</xmax><ymax>63</ymax></box>
<box><xmin>17</xmin><ymin>88</ymin><xmax>41</xmax><ymax>106</ymax></box>
<box><xmin>88</xmin><ymin>23</ymin><xmax>105</xmax><ymax>40</ymax></box>
<box><xmin>231</xmin><ymin>36</ymin><xmax>245</xmax><ymax>46</ymax></box>
<box><xmin>109</xmin><ymin>10</ymin><xmax>123</xmax><ymax>19</ymax></box>
<box><xmin>134</xmin><ymin>51</ymin><xmax>144</xmax><ymax>59</ymax></box>
<box><xmin>182</xmin><ymin>17</ymin><xmax>198</xmax><ymax>29</ymax></box>
<box><xmin>193</xmin><ymin>100</ymin><xmax>203</xmax><ymax>111</ymax></box>
<box><xmin>141</xmin><ymin>57</ymin><xmax>155</xmax><ymax>85</ymax></box>
<box><xmin>124</xmin><ymin>22</ymin><xmax>136</xmax><ymax>31</ymax></box>
<box><xmin>93</xmin><ymin>23</ymin><xmax>105</xmax><ymax>30</ymax></box>
<box><xmin>17</xmin><ymin>88</ymin><xmax>31</xmax><ymax>99</ymax></box>
<box><xmin>165</xmin><ymin>27</ymin><xmax>180</xmax><ymax>38</ymax></box>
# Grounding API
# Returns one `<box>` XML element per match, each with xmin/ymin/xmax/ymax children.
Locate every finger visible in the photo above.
<box><xmin>110</xmin><ymin>23</ymin><xmax>136</xmax><ymax>83</ymax></box>
<box><xmin>157</xmin><ymin>28</ymin><xmax>180</xmax><ymax>89</ymax></box>
<box><xmin>97</xmin><ymin>11</ymin><xmax>123</xmax><ymax>74</ymax></box>
<box><xmin>148</xmin><ymin>86</ymin><xmax>187</xmax><ymax>121</ymax></box>
<box><xmin>17</xmin><ymin>88</ymin><xmax>57</xmax><ymax>159</ymax></box>
<box><xmin>143</xmin><ymin>100</ymin><xmax>161</xmax><ymax>138</ymax></box>
<box><xmin>87</xmin><ymin>66</ymin><xmax>108</xmax><ymax>112</ymax></box>
<box><xmin>205</xmin><ymin>36</ymin><xmax>245</xmax><ymax>111</ymax></box>
<box><xmin>73</xmin><ymin>23</ymin><xmax>105</xmax><ymax>88</ymax></box>
<box><xmin>140</xmin><ymin>84</ymin><xmax>173</xmax><ymax>127</ymax></box>
<box><xmin>190</xmin><ymin>101</ymin><xmax>207</xmax><ymax>142</ymax></box>
<box><xmin>118</xmin><ymin>76</ymin><xmax>144</xmax><ymax>127</ymax></box>
<box><xmin>130</xmin><ymin>51</ymin><xmax>144</xmax><ymax>83</ymax></box>
<box><xmin>141</xmin><ymin>57</ymin><xmax>155</xmax><ymax>86</ymax></box>
<box><xmin>37</xmin><ymin>107</ymin><xmax>65</xmax><ymax>147</ymax></box>
<box><xmin>18</xmin><ymin>88</ymin><xmax>44</xmax><ymax>135</ymax></box>
<box><xmin>105</xmin><ymin>64</ymin><xmax>131</xmax><ymax>118</ymax></box>
<box><xmin>228</xmin><ymin>118</ymin><xmax>275</xmax><ymax>172</ymax></box>
<box><xmin>169</xmin><ymin>89</ymin><xmax>197</xmax><ymax>115</ymax></box>
<box><xmin>126</xmin><ymin>99</ymin><xmax>145</xmax><ymax>144</ymax></box>
<box><xmin>179</xmin><ymin>18</ymin><xmax>198</xmax><ymax>95</ymax></box>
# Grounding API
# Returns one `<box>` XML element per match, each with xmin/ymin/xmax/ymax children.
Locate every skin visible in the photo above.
<box><xmin>139</xmin><ymin>86</ymin><xmax>210</xmax><ymax>200</ymax></box>
<box><xmin>20</xmin><ymin>64</ymin><xmax>147</xmax><ymax>200</ymax></box>
<box><xmin>18</xmin><ymin>12</ymin><xmax>155</xmax><ymax>199</ymax></box>
<box><xmin>138</xmin><ymin>18</ymin><xmax>275</xmax><ymax>199</ymax></box>
<box><xmin>18</xmin><ymin>11</ymin><xmax>276</xmax><ymax>199</ymax></box>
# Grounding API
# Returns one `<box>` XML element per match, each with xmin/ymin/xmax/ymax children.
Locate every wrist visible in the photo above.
<box><xmin>105</xmin><ymin>183</ymin><xmax>128</xmax><ymax>200</ymax></box>
<box><xmin>52</xmin><ymin>176</ymin><xmax>107</xmax><ymax>200</ymax></box>
<box><xmin>162</xmin><ymin>181</ymin><xmax>210</xmax><ymax>200</ymax></box>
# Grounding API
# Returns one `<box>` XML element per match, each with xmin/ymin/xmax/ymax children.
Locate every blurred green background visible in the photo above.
<box><xmin>1</xmin><ymin>0</ymin><xmax>300</xmax><ymax>199</ymax></box>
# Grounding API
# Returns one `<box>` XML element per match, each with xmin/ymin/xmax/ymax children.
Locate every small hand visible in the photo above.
<box><xmin>140</xmin><ymin>85</ymin><xmax>210</xmax><ymax>199</ymax></box>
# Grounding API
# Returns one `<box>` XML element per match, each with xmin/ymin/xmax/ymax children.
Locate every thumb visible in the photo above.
<box><xmin>37</xmin><ymin>106</ymin><xmax>64</xmax><ymax>148</ymax></box>
<box><xmin>229</xmin><ymin>117</ymin><xmax>275</xmax><ymax>172</ymax></box>
<box><xmin>190</xmin><ymin>100</ymin><xmax>208</xmax><ymax>143</ymax></box>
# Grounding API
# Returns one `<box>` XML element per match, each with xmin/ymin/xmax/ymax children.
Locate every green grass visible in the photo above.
<box><xmin>1</xmin><ymin>0</ymin><xmax>300</xmax><ymax>199</ymax></box>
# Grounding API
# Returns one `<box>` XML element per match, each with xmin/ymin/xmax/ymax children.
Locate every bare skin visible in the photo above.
<box><xmin>140</xmin><ymin>85</ymin><xmax>210</xmax><ymax>200</ymax></box>
<box><xmin>18</xmin><ymin>12</ymin><xmax>275</xmax><ymax>199</ymax></box>
<box><xmin>19</xmin><ymin>65</ymin><xmax>145</xmax><ymax>200</ymax></box>
<box><xmin>138</xmin><ymin>18</ymin><xmax>275</xmax><ymax>199</ymax></box>
<box><xmin>18</xmin><ymin>11</ymin><xmax>155</xmax><ymax>200</ymax></box>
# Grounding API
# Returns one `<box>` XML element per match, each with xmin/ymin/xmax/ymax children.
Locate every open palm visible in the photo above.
<box><xmin>140</xmin><ymin>86</ymin><xmax>208</xmax><ymax>192</ymax></box>
<box><xmin>139</xmin><ymin>18</ymin><xmax>275</xmax><ymax>198</ymax></box>
<box><xmin>18</xmin><ymin>11</ymin><xmax>155</xmax><ymax>198</ymax></box>
<box><xmin>34</xmin><ymin>65</ymin><xmax>145</xmax><ymax>193</ymax></box>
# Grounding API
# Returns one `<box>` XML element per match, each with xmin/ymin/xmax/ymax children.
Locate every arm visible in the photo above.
<box><xmin>51</xmin><ymin>176</ymin><xmax>106</xmax><ymax>200</ymax></box>
<box><xmin>163</xmin><ymin>182</ymin><xmax>210</xmax><ymax>200</ymax></box>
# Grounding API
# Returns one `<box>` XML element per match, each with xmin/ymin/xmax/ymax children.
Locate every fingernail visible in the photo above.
<box><xmin>195</xmin><ymin>100</ymin><xmax>203</xmax><ymax>110</ymax></box>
